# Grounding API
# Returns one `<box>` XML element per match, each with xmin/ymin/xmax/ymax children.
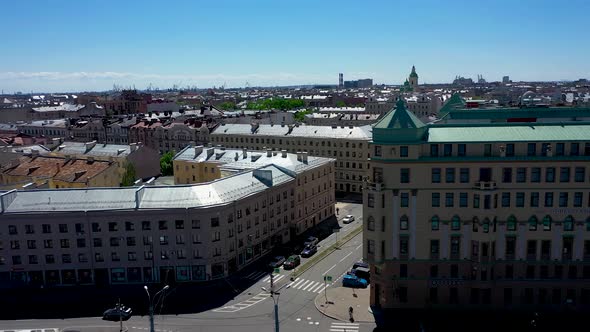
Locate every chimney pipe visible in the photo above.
<box><xmin>281</xmin><ymin>150</ymin><xmax>287</xmax><ymax>158</ymax></box>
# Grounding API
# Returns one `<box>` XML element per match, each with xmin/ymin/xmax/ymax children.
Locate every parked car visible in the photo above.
<box><xmin>351</xmin><ymin>266</ymin><xmax>370</xmax><ymax>283</ymax></box>
<box><xmin>304</xmin><ymin>236</ymin><xmax>319</xmax><ymax>247</ymax></box>
<box><xmin>342</xmin><ymin>274</ymin><xmax>368</xmax><ymax>288</ymax></box>
<box><xmin>342</xmin><ymin>215</ymin><xmax>355</xmax><ymax>224</ymax></box>
<box><xmin>102</xmin><ymin>305</ymin><xmax>132</xmax><ymax>321</ymax></box>
<box><xmin>269</xmin><ymin>256</ymin><xmax>286</xmax><ymax>268</ymax></box>
<box><xmin>300</xmin><ymin>245</ymin><xmax>317</xmax><ymax>258</ymax></box>
<box><xmin>283</xmin><ymin>255</ymin><xmax>301</xmax><ymax>270</ymax></box>
<box><xmin>352</xmin><ymin>261</ymin><xmax>369</xmax><ymax>270</ymax></box>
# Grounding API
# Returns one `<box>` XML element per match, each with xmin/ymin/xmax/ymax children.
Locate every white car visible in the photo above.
<box><xmin>342</xmin><ymin>215</ymin><xmax>355</xmax><ymax>224</ymax></box>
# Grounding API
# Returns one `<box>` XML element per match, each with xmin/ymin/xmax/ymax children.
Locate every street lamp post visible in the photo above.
<box><xmin>144</xmin><ymin>285</ymin><xmax>169</xmax><ymax>332</ymax></box>
<box><xmin>262</xmin><ymin>273</ymin><xmax>288</xmax><ymax>332</ymax></box>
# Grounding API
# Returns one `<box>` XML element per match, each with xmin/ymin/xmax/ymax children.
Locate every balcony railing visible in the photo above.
<box><xmin>474</xmin><ymin>181</ymin><xmax>497</xmax><ymax>190</ymax></box>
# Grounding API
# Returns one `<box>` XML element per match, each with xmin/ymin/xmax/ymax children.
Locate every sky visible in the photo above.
<box><xmin>1</xmin><ymin>0</ymin><xmax>589</xmax><ymax>93</ymax></box>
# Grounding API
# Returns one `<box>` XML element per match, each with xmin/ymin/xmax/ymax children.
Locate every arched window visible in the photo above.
<box><xmin>564</xmin><ymin>215</ymin><xmax>574</xmax><ymax>231</ymax></box>
<box><xmin>543</xmin><ymin>215</ymin><xmax>552</xmax><ymax>231</ymax></box>
<box><xmin>472</xmin><ymin>217</ymin><xmax>479</xmax><ymax>232</ymax></box>
<box><xmin>528</xmin><ymin>216</ymin><xmax>538</xmax><ymax>231</ymax></box>
<box><xmin>400</xmin><ymin>215</ymin><xmax>409</xmax><ymax>231</ymax></box>
<box><xmin>431</xmin><ymin>216</ymin><xmax>440</xmax><ymax>231</ymax></box>
<box><xmin>451</xmin><ymin>215</ymin><xmax>461</xmax><ymax>231</ymax></box>
<box><xmin>507</xmin><ymin>215</ymin><xmax>517</xmax><ymax>231</ymax></box>
<box><xmin>483</xmin><ymin>218</ymin><xmax>490</xmax><ymax>233</ymax></box>
<box><xmin>367</xmin><ymin>216</ymin><xmax>375</xmax><ymax>231</ymax></box>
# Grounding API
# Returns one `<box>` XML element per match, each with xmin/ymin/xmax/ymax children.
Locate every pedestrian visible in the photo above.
<box><xmin>336</xmin><ymin>207</ymin><xmax>339</xmax><ymax>215</ymax></box>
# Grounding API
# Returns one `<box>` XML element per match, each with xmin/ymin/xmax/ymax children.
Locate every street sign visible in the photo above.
<box><xmin>324</xmin><ymin>275</ymin><xmax>332</xmax><ymax>282</ymax></box>
<box><xmin>274</xmin><ymin>268</ymin><xmax>280</xmax><ymax>274</ymax></box>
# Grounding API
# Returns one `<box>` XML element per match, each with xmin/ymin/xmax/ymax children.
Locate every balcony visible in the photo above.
<box><xmin>474</xmin><ymin>181</ymin><xmax>497</xmax><ymax>190</ymax></box>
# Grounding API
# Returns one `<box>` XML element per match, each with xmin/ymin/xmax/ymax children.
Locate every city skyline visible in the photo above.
<box><xmin>1</xmin><ymin>0</ymin><xmax>589</xmax><ymax>93</ymax></box>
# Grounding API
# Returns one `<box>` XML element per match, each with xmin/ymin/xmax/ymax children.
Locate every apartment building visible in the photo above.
<box><xmin>0</xmin><ymin>157</ymin><xmax>335</xmax><ymax>287</ymax></box>
<box><xmin>129</xmin><ymin>118</ymin><xmax>214</xmax><ymax>154</ymax></box>
<box><xmin>209</xmin><ymin>123</ymin><xmax>372</xmax><ymax>193</ymax></box>
<box><xmin>364</xmin><ymin>99</ymin><xmax>590</xmax><ymax>310</ymax></box>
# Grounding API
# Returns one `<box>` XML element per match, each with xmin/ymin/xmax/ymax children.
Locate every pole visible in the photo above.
<box><xmin>269</xmin><ymin>273</ymin><xmax>279</xmax><ymax>332</ymax></box>
<box><xmin>324</xmin><ymin>277</ymin><xmax>328</xmax><ymax>304</ymax></box>
<box><xmin>149</xmin><ymin>303</ymin><xmax>155</xmax><ymax>332</ymax></box>
<box><xmin>118</xmin><ymin>298</ymin><xmax>123</xmax><ymax>332</ymax></box>
<box><xmin>274</xmin><ymin>302</ymin><xmax>279</xmax><ymax>332</ymax></box>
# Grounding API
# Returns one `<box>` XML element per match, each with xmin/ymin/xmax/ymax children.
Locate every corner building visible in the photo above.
<box><xmin>364</xmin><ymin>99</ymin><xmax>590</xmax><ymax>310</ymax></box>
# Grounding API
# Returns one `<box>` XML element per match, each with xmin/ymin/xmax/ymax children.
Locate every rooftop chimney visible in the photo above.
<box><xmin>301</xmin><ymin>152</ymin><xmax>308</xmax><ymax>163</ymax></box>
<box><xmin>129</xmin><ymin>143</ymin><xmax>138</xmax><ymax>152</ymax></box>
<box><xmin>206</xmin><ymin>147</ymin><xmax>214</xmax><ymax>159</ymax></box>
<box><xmin>296</xmin><ymin>152</ymin><xmax>302</xmax><ymax>161</ymax></box>
<box><xmin>281</xmin><ymin>150</ymin><xmax>287</xmax><ymax>158</ymax></box>
<box><xmin>266</xmin><ymin>149</ymin><xmax>272</xmax><ymax>157</ymax></box>
<box><xmin>30</xmin><ymin>149</ymin><xmax>39</xmax><ymax>157</ymax></box>
<box><xmin>194</xmin><ymin>145</ymin><xmax>204</xmax><ymax>157</ymax></box>
<box><xmin>85</xmin><ymin>140</ymin><xmax>97</xmax><ymax>151</ymax></box>
<box><xmin>243</xmin><ymin>148</ymin><xmax>248</xmax><ymax>159</ymax></box>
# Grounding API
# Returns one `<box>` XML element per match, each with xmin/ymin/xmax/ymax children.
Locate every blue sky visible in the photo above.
<box><xmin>1</xmin><ymin>0</ymin><xmax>589</xmax><ymax>93</ymax></box>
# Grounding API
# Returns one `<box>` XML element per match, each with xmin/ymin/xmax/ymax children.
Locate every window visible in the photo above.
<box><xmin>516</xmin><ymin>192</ymin><xmax>525</xmax><ymax>207</ymax></box>
<box><xmin>400</xmin><ymin>146</ymin><xmax>408</xmax><ymax>157</ymax></box>
<box><xmin>545</xmin><ymin>167</ymin><xmax>555</xmax><ymax>182</ymax></box>
<box><xmin>530</xmin><ymin>192</ymin><xmax>539</xmax><ymax>207</ymax></box>
<box><xmin>8</xmin><ymin>225</ymin><xmax>17</xmax><ymax>235</ymax></box>
<box><xmin>564</xmin><ymin>216</ymin><xmax>574</xmax><ymax>231</ymax></box>
<box><xmin>399</xmin><ymin>236</ymin><xmax>409</xmax><ymax>255</ymax></box>
<box><xmin>431</xmin><ymin>193</ymin><xmax>440</xmax><ymax>207</ymax></box>
<box><xmin>430</xmin><ymin>144</ymin><xmax>439</xmax><ymax>157</ymax></box>
<box><xmin>451</xmin><ymin>216</ymin><xmax>461</xmax><ymax>231</ymax></box>
<box><xmin>443</xmin><ymin>144</ymin><xmax>452</xmax><ymax>156</ymax></box>
<box><xmin>556</xmin><ymin>143</ymin><xmax>565</xmax><ymax>156</ymax></box>
<box><xmin>400</xmin><ymin>168</ymin><xmax>410</xmax><ymax>183</ymax></box>
<box><xmin>459</xmin><ymin>193</ymin><xmax>468</xmax><ymax>207</ymax></box>
<box><xmin>158</xmin><ymin>220</ymin><xmax>168</xmax><ymax>230</ymax></box>
<box><xmin>473</xmin><ymin>194</ymin><xmax>480</xmax><ymax>208</ymax></box>
<box><xmin>458</xmin><ymin>144</ymin><xmax>466</xmax><ymax>157</ymax></box>
<box><xmin>502</xmin><ymin>192</ymin><xmax>510</xmax><ymax>207</ymax></box>
<box><xmin>543</xmin><ymin>215</ymin><xmax>552</xmax><ymax>231</ymax></box>
<box><xmin>374</xmin><ymin>145</ymin><xmax>382</xmax><ymax>157</ymax></box>
<box><xmin>367</xmin><ymin>239</ymin><xmax>375</xmax><ymax>254</ymax></box>
<box><xmin>574</xmin><ymin>192</ymin><xmax>583</xmax><ymax>207</ymax></box>
<box><xmin>484</xmin><ymin>144</ymin><xmax>492</xmax><ymax>156</ymax></box>
<box><xmin>108</xmin><ymin>222</ymin><xmax>118</xmax><ymax>232</ymax></box>
<box><xmin>559</xmin><ymin>192</ymin><xmax>568</xmax><ymax>207</ymax></box>
<box><xmin>544</xmin><ymin>192</ymin><xmax>553</xmax><ymax>207</ymax></box>
<box><xmin>159</xmin><ymin>236</ymin><xmax>168</xmax><ymax>245</ymax></box>
<box><xmin>502</xmin><ymin>168</ymin><xmax>512</xmax><ymax>183</ymax></box>
<box><xmin>142</xmin><ymin>221</ymin><xmax>151</xmax><ymax>230</ymax></box>
<box><xmin>531</xmin><ymin>167</ymin><xmax>541</xmax><ymax>182</ymax></box>
<box><xmin>400</xmin><ymin>193</ymin><xmax>409</xmax><ymax>207</ymax></box>
<box><xmin>460</xmin><ymin>168</ymin><xmax>469</xmax><ymax>183</ymax></box>
<box><xmin>110</xmin><ymin>237</ymin><xmax>120</xmax><ymax>247</ymax></box>
<box><xmin>211</xmin><ymin>217</ymin><xmax>220</xmax><ymax>228</ymax></box>
<box><xmin>59</xmin><ymin>224</ymin><xmax>68</xmax><ymax>233</ymax></box>
<box><xmin>430</xmin><ymin>240</ymin><xmax>440</xmax><ymax>257</ymax></box>
<box><xmin>42</xmin><ymin>224</ymin><xmax>51</xmax><ymax>233</ymax></box>
<box><xmin>529</xmin><ymin>216</ymin><xmax>538</xmax><ymax>231</ymax></box>
<box><xmin>445</xmin><ymin>193</ymin><xmax>454</xmax><ymax>207</ymax></box>
<box><xmin>60</xmin><ymin>239</ymin><xmax>70</xmax><ymax>248</ymax></box>
<box><xmin>125</xmin><ymin>222</ymin><xmax>134</xmax><ymax>231</ymax></box>
<box><xmin>367</xmin><ymin>216</ymin><xmax>375</xmax><ymax>231</ymax></box>
<box><xmin>450</xmin><ymin>236</ymin><xmax>461</xmax><ymax>257</ymax></box>
<box><xmin>516</xmin><ymin>168</ymin><xmax>526</xmax><ymax>182</ymax></box>
<box><xmin>445</xmin><ymin>168</ymin><xmax>455</xmax><ymax>183</ymax></box>
<box><xmin>507</xmin><ymin>216</ymin><xmax>517</xmax><ymax>231</ymax></box>
<box><xmin>43</xmin><ymin>239</ymin><xmax>52</xmax><ymax>248</ymax></box>
<box><xmin>527</xmin><ymin>143</ymin><xmax>536</xmax><ymax>156</ymax></box>
<box><xmin>192</xmin><ymin>219</ymin><xmax>201</xmax><ymax>229</ymax></box>
<box><xmin>541</xmin><ymin>143</ymin><xmax>551</xmax><ymax>156</ymax></box>
<box><xmin>575</xmin><ymin>167</ymin><xmax>585</xmax><ymax>182</ymax></box>
<box><xmin>175</xmin><ymin>220</ymin><xmax>184</xmax><ymax>229</ymax></box>
<box><xmin>570</xmin><ymin>142</ymin><xmax>580</xmax><ymax>156</ymax></box>
<box><xmin>483</xmin><ymin>219</ymin><xmax>490</xmax><ymax>233</ymax></box>
<box><xmin>400</xmin><ymin>215</ymin><xmax>409</xmax><ymax>230</ymax></box>
<box><xmin>560</xmin><ymin>167</ymin><xmax>570</xmax><ymax>182</ymax></box>
<box><xmin>506</xmin><ymin>143</ymin><xmax>515</xmax><ymax>157</ymax></box>
<box><xmin>431</xmin><ymin>168</ymin><xmax>441</xmax><ymax>183</ymax></box>
<box><xmin>426</xmin><ymin>216</ymin><xmax>438</xmax><ymax>232</ymax></box>
<box><xmin>77</xmin><ymin>238</ymin><xmax>86</xmax><ymax>248</ymax></box>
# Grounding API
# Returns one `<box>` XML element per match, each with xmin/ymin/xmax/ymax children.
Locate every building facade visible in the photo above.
<box><xmin>209</xmin><ymin>123</ymin><xmax>371</xmax><ymax>193</ymax></box>
<box><xmin>364</xmin><ymin>99</ymin><xmax>590</xmax><ymax>310</ymax></box>
<box><xmin>0</xmin><ymin>157</ymin><xmax>335</xmax><ymax>287</ymax></box>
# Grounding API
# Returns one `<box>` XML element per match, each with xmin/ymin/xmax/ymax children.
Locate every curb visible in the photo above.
<box><xmin>313</xmin><ymin>289</ymin><xmax>374</xmax><ymax>323</ymax></box>
<box><xmin>292</xmin><ymin>225</ymin><xmax>362</xmax><ymax>279</ymax></box>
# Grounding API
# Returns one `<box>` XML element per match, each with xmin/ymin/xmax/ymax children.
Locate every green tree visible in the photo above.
<box><xmin>294</xmin><ymin>109</ymin><xmax>313</xmax><ymax>122</ymax></box>
<box><xmin>246</xmin><ymin>98</ymin><xmax>304</xmax><ymax>110</ymax></box>
<box><xmin>335</xmin><ymin>100</ymin><xmax>347</xmax><ymax>107</ymax></box>
<box><xmin>121</xmin><ymin>163</ymin><xmax>137</xmax><ymax>186</ymax></box>
<box><xmin>218</xmin><ymin>101</ymin><xmax>236</xmax><ymax>110</ymax></box>
<box><xmin>160</xmin><ymin>151</ymin><xmax>175</xmax><ymax>176</ymax></box>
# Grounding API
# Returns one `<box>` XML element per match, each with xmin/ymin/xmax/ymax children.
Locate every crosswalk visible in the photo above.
<box><xmin>263</xmin><ymin>274</ymin><xmax>286</xmax><ymax>283</ymax></box>
<box><xmin>329</xmin><ymin>322</ymin><xmax>360</xmax><ymax>332</ymax></box>
<box><xmin>212</xmin><ymin>291</ymin><xmax>271</xmax><ymax>313</ymax></box>
<box><xmin>285</xmin><ymin>277</ymin><xmax>328</xmax><ymax>294</ymax></box>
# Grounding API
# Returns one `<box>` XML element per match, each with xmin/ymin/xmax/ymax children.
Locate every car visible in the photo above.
<box><xmin>352</xmin><ymin>261</ymin><xmax>369</xmax><ymax>270</ymax></box>
<box><xmin>269</xmin><ymin>256</ymin><xmax>286</xmax><ymax>268</ymax></box>
<box><xmin>342</xmin><ymin>215</ymin><xmax>355</xmax><ymax>224</ymax></box>
<box><xmin>342</xmin><ymin>274</ymin><xmax>368</xmax><ymax>288</ymax></box>
<box><xmin>300</xmin><ymin>245</ymin><xmax>317</xmax><ymax>258</ymax></box>
<box><xmin>303</xmin><ymin>236</ymin><xmax>318</xmax><ymax>247</ymax></box>
<box><xmin>102</xmin><ymin>305</ymin><xmax>132</xmax><ymax>321</ymax></box>
<box><xmin>283</xmin><ymin>255</ymin><xmax>301</xmax><ymax>270</ymax></box>
<box><xmin>351</xmin><ymin>266</ymin><xmax>370</xmax><ymax>283</ymax></box>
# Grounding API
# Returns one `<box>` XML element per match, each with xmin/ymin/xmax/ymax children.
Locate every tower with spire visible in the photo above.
<box><xmin>408</xmin><ymin>65</ymin><xmax>419</xmax><ymax>89</ymax></box>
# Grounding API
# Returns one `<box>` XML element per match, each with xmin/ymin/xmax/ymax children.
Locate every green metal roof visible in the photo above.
<box><xmin>373</xmin><ymin>99</ymin><xmax>427</xmax><ymax>143</ymax></box>
<box><xmin>438</xmin><ymin>93</ymin><xmax>465</xmax><ymax>115</ymax></box>
<box><xmin>443</xmin><ymin>106</ymin><xmax>590</xmax><ymax>120</ymax></box>
<box><xmin>428</xmin><ymin>123</ymin><xmax>590</xmax><ymax>143</ymax></box>
<box><xmin>409</xmin><ymin>65</ymin><xmax>418</xmax><ymax>78</ymax></box>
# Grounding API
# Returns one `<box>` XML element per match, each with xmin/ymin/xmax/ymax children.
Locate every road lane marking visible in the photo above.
<box><xmin>324</xmin><ymin>263</ymin><xmax>338</xmax><ymax>275</ymax></box>
<box><xmin>338</xmin><ymin>251</ymin><xmax>353</xmax><ymax>263</ymax></box>
<box><xmin>355</xmin><ymin>244</ymin><xmax>362</xmax><ymax>250</ymax></box>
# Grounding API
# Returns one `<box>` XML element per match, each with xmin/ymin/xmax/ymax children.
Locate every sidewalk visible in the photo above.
<box><xmin>314</xmin><ymin>286</ymin><xmax>375</xmax><ymax>323</ymax></box>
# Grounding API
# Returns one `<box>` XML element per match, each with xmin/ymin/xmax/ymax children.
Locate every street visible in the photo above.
<box><xmin>0</xmin><ymin>202</ymin><xmax>375</xmax><ymax>332</ymax></box>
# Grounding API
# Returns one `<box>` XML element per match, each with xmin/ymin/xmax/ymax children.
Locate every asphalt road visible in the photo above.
<box><xmin>0</xmin><ymin>202</ymin><xmax>375</xmax><ymax>332</ymax></box>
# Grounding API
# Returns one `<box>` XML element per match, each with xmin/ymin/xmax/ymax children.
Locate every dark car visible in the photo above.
<box><xmin>102</xmin><ymin>305</ymin><xmax>132</xmax><ymax>321</ymax></box>
<box><xmin>352</xmin><ymin>261</ymin><xmax>369</xmax><ymax>270</ymax></box>
<box><xmin>283</xmin><ymin>255</ymin><xmax>301</xmax><ymax>270</ymax></box>
<box><xmin>303</xmin><ymin>236</ymin><xmax>318</xmax><ymax>247</ymax></box>
<box><xmin>269</xmin><ymin>256</ymin><xmax>286</xmax><ymax>268</ymax></box>
<box><xmin>351</xmin><ymin>266</ymin><xmax>370</xmax><ymax>283</ymax></box>
<box><xmin>300</xmin><ymin>245</ymin><xmax>317</xmax><ymax>258</ymax></box>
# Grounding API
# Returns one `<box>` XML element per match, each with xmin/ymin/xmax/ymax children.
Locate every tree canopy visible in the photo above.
<box><xmin>121</xmin><ymin>162</ymin><xmax>137</xmax><ymax>187</ymax></box>
<box><xmin>160</xmin><ymin>151</ymin><xmax>175</xmax><ymax>176</ymax></box>
<box><xmin>246</xmin><ymin>98</ymin><xmax>304</xmax><ymax>110</ymax></box>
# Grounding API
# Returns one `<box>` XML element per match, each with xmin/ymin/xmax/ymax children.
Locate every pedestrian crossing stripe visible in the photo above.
<box><xmin>244</xmin><ymin>271</ymin><xmax>268</xmax><ymax>279</ymax></box>
<box><xmin>263</xmin><ymin>274</ymin><xmax>285</xmax><ymax>283</ymax></box>
<box><xmin>286</xmin><ymin>278</ymin><xmax>331</xmax><ymax>293</ymax></box>
<box><xmin>330</xmin><ymin>322</ymin><xmax>360</xmax><ymax>332</ymax></box>
<box><xmin>212</xmin><ymin>291</ymin><xmax>270</xmax><ymax>313</ymax></box>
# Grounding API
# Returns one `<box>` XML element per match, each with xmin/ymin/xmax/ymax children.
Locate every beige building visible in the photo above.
<box><xmin>210</xmin><ymin>123</ymin><xmax>372</xmax><ymax>193</ymax></box>
<box><xmin>0</xmin><ymin>155</ymin><xmax>335</xmax><ymax>286</ymax></box>
<box><xmin>364</xmin><ymin>99</ymin><xmax>590</xmax><ymax>310</ymax></box>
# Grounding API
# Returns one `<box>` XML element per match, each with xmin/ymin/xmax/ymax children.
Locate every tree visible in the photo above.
<box><xmin>294</xmin><ymin>109</ymin><xmax>313</xmax><ymax>122</ymax></box>
<box><xmin>121</xmin><ymin>163</ymin><xmax>137</xmax><ymax>187</ymax></box>
<box><xmin>218</xmin><ymin>101</ymin><xmax>236</xmax><ymax>110</ymax></box>
<box><xmin>335</xmin><ymin>100</ymin><xmax>347</xmax><ymax>107</ymax></box>
<box><xmin>160</xmin><ymin>151</ymin><xmax>175</xmax><ymax>176</ymax></box>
